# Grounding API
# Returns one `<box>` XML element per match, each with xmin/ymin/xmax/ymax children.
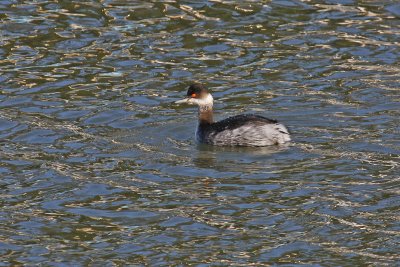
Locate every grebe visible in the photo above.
<box><xmin>175</xmin><ymin>83</ymin><xmax>291</xmax><ymax>146</ymax></box>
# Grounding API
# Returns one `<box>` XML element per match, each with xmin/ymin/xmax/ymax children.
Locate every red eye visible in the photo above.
<box><xmin>191</xmin><ymin>93</ymin><xmax>197</xmax><ymax>98</ymax></box>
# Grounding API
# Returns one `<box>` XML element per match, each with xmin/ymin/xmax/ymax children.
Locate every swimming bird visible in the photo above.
<box><xmin>175</xmin><ymin>83</ymin><xmax>291</xmax><ymax>146</ymax></box>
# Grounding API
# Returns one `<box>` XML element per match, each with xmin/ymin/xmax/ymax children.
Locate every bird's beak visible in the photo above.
<box><xmin>175</xmin><ymin>98</ymin><xmax>191</xmax><ymax>104</ymax></box>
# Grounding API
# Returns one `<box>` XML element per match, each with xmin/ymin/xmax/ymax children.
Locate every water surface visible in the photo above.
<box><xmin>1</xmin><ymin>0</ymin><xmax>399</xmax><ymax>265</ymax></box>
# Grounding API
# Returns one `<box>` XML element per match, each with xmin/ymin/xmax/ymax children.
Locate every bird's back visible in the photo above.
<box><xmin>197</xmin><ymin>114</ymin><xmax>290</xmax><ymax>146</ymax></box>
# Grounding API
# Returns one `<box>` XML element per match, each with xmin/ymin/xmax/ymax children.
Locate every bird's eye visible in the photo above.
<box><xmin>191</xmin><ymin>93</ymin><xmax>197</xmax><ymax>98</ymax></box>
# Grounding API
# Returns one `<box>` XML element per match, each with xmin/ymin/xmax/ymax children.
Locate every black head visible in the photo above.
<box><xmin>187</xmin><ymin>83</ymin><xmax>208</xmax><ymax>98</ymax></box>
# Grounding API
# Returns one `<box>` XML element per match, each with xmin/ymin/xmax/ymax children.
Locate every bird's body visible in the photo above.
<box><xmin>196</xmin><ymin>114</ymin><xmax>290</xmax><ymax>146</ymax></box>
<box><xmin>175</xmin><ymin>84</ymin><xmax>290</xmax><ymax>147</ymax></box>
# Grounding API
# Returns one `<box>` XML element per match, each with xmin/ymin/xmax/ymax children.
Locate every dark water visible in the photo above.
<box><xmin>1</xmin><ymin>0</ymin><xmax>399</xmax><ymax>265</ymax></box>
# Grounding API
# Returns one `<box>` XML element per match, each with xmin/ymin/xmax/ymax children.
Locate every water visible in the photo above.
<box><xmin>1</xmin><ymin>0</ymin><xmax>399</xmax><ymax>265</ymax></box>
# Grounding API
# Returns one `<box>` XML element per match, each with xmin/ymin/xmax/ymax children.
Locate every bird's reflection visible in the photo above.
<box><xmin>192</xmin><ymin>143</ymin><xmax>290</xmax><ymax>170</ymax></box>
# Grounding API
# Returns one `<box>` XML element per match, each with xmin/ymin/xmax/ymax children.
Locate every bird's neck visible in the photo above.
<box><xmin>198</xmin><ymin>104</ymin><xmax>214</xmax><ymax>124</ymax></box>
